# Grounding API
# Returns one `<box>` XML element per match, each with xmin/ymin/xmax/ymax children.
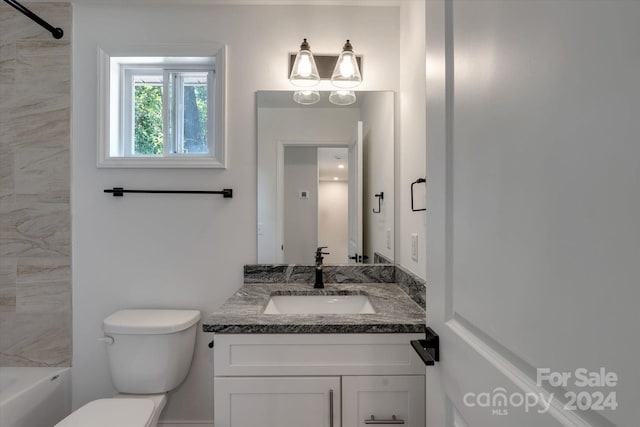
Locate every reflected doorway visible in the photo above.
<box><xmin>282</xmin><ymin>146</ymin><xmax>353</xmax><ymax>265</ymax></box>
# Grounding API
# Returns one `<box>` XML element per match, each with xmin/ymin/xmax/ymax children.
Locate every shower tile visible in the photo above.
<box><xmin>16</xmin><ymin>280</ymin><xmax>70</xmax><ymax>314</ymax></box>
<box><xmin>0</xmin><ymin>257</ymin><xmax>16</xmax><ymax>312</ymax></box>
<box><xmin>17</xmin><ymin>256</ymin><xmax>70</xmax><ymax>284</ymax></box>
<box><xmin>16</xmin><ymin>40</ymin><xmax>69</xmax><ymax>57</ymax></box>
<box><xmin>0</xmin><ymin>312</ymin><xmax>71</xmax><ymax>366</ymax></box>
<box><xmin>0</xmin><ymin>98</ymin><xmax>70</xmax><ymax>150</ymax></box>
<box><xmin>15</xmin><ymin>147</ymin><xmax>70</xmax><ymax>203</ymax></box>
<box><xmin>0</xmin><ymin>202</ymin><xmax>70</xmax><ymax>258</ymax></box>
<box><xmin>0</xmin><ymin>40</ymin><xmax>15</xmax><ymax>103</ymax></box>
<box><xmin>15</xmin><ymin>53</ymin><xmax>70</xmax><ymax>96</ymax></box>
<box><xmin>0</xmin><ymin>2</ymin><xmax>71</xmax><ymax>368</ymax></box>
<box><xmin>0</xmin><ymin>145</ymin><xmax>14</xmax><ymax>202</ymax></box>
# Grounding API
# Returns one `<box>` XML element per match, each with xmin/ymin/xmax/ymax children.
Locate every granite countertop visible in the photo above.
<box><xmin>202</xmin><ymin>283</ymin><xmax>425</xmax><ymax>334</ymax></box>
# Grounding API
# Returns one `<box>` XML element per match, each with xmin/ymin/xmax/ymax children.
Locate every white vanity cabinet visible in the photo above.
<box><xmin>215</xmin><ymin>376</ymin><xmax>340</xmax><ymax>427</ymax></box>
<box><xmin>213</xmin><ymin>333</ymin><xmax>425</xmax><ymax>427</ymax></box>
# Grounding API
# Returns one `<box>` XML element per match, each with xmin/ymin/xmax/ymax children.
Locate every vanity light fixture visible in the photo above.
<box><xmin>330</xmin><ymin>40</ymin><xmax>362</xmax><ymax>89</ymax></box>
<box><xmin>289</xmin><ymin>38</ymin><xmax>362</xmax><ymax>105</ymax></box>
<box><xmin>293</xmin><ymin>90</ymin><xmax>321</xmax><ymax>105</ymax></box>
<box><xmin>289</xmin><ymin>39</ymin><xmax>320</xmax><ymax>87</ymax></box>
<box><xmin>329</xmin><ymin>90</ymin><xmax>356</xmax><ymax>106</ymax></box>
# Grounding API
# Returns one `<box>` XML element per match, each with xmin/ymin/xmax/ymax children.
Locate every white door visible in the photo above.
<box><xmin>348</xmin><ymin>121</ymin><xmax>364</xmax><ymax>263</ymax></box>
<box><xmin>425</xmin><ymin>1</ymin><xmax>639</xmax><ymax>426</ymax></box>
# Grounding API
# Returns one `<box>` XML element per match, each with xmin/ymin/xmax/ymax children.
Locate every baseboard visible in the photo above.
<box><xmin>158</xmin><ymin>421</ymin><xmax>213</xmax><ymax>427</ymax></box>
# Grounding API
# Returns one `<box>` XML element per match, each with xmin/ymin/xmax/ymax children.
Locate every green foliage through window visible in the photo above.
<box><xmin>134</xmin><ymin>85</ymin><xmax>163</xmax><ymax>155</ymax></box>
<box><xmin>183</xmin><ymin>85</ymin><xmax>208</xmax><ymax>153</ymax></box>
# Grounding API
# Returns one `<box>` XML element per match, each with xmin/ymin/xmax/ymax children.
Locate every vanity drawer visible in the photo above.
<box><xmin>213</xmin><ymin>333</ymin><xmax>424</xmax><ymax>376</ymax></box>
<box><xmin>342</xmin><ymin>375</ymin><xmax>425</xmax><ymax>427</ymax></box>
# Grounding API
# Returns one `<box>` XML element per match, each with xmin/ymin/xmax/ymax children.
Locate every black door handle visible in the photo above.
<box><xmin>411</xmin><ymin>327</ymin><xmax>439</xmax><ymax>366</ymax></box>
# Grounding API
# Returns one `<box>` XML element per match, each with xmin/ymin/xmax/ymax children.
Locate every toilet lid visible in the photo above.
<box><xmin>55</xmin><ymin>398</ymin><xmax>155</xmax><ymax>427</ymax></box>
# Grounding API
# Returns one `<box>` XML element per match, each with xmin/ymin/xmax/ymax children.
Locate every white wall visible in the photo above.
<box><xmin>283</xmin><ymin>147</ymin><xmax>318</xmax><ymax>264</ymax></box>
<box><xmin>72</xmin><ymin>3</ymin><xmax>399</xmax><ymax>424</ymax></box>
<box><xmin>318</xmin><ymin>181</ymin><xmax>348</xmax><ymax>264</ymax></box>
<box><xmin>360</xmin><ymin>91</ymin><xmax>394</xmax><ymax>263</ymax></box>
<box><xmin>398</xmin><ymin>0</ymin><xmax>426</xmax><ymax>278</ymax></box>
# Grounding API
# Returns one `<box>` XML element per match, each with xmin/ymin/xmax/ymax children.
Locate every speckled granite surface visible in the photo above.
<box><xmin>244</xmin><ymin>264</ymin><xmax>396</xmax><ymax>284</ymax></box>
<box><xmin>202</xmin><ymin>282</ymin><xmax>425</xmax><ymax>334</ymax></box>
<box><xmin>373</xmin><ymin>252</ymin><xmax>393</xmax><ymax>264</ymax></box>
<box><xmin>244</xmin><ymin>263</ymin><xmax>426</xmax><ymax>310</ymax></box>
<box><xmin>395</xmin><ymin>265</ymin><xmax>426</xmax><ymax>309</ymax></box>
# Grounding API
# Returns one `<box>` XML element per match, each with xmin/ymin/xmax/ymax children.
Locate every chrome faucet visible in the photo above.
<box><xmin>314</xmin><ymin>246</ymin><xmax>330</xmax><ymax>289</ymax></box>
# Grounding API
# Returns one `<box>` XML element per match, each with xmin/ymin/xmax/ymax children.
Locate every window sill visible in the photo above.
<box><xmin>97</xmin><ymin>156</ymin><xmax>226</xmax><ymax>169</ymax></box>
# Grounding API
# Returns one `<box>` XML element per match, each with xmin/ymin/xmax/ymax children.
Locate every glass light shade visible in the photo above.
<box><xmin>331</xmin><ymin>40</ymin><xmax>362</xmax><ymax>89</ymax></box>
<box><xmin>329</xmin><ymin>90</ymin><xmax>356</xmax><ymax>106</ymax></box>
<box><xmin>289</xmin><ymin>39</ymin><xmax>320</xmax><ymax>87</ymax></box>
<box><xmin>293</xmin><ymin>90</ymin><xmax>321</xmax><ymax>105</ymax></box>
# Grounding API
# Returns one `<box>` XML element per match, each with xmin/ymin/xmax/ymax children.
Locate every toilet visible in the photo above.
<box><xmin>56</xmin><ymin>309</ymin><xmax>201</xmax><ymax>427</ymax></box>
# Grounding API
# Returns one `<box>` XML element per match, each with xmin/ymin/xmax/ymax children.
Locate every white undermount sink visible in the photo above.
<box><xmin>263</xmin><ymin>294</ymin><xmax>376</xmax><ymax>314</ymax></box>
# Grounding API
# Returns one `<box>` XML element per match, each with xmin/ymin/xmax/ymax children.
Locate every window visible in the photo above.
<box><xmin>98</xmin><ymin>45</ymin><xmax>226</xmax><ymax>168</ymax></box>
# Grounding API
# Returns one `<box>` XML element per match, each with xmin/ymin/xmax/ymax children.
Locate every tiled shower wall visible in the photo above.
<box><xmin>0</xmin><ymin>3</ymin><xmax>71</xmax><ymax>366</ymax></box>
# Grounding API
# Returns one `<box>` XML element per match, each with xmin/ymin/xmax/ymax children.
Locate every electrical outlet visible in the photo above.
<box><xmin>411</xmin><ymin>233</ymin><xmax>418</xmax><ymax>262</ymax></box>
<box><xmin>386</xmin><ymin>228</ymin><xmax>392</xmax><ymax>250</ymax></box>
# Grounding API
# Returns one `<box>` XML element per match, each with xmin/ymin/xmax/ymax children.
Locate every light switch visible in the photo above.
<box><xmin>411</xmin><ymin>233</ymin><xmax>418</xmax><ymax>262</ymax></box>
<box><xmin>386</xmin><ymin>228</ymin><xmax>392</xmax><ymax>250</ymax></box>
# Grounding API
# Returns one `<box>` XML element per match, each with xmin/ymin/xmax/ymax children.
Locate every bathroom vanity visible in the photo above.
<box><xmin>203</xmin><ymin>282</ymin><xmax>426</xmax><ymax>427</ymax></box>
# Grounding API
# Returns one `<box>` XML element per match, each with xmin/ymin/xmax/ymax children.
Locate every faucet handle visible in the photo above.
<box><xmin>316</xmin><ymin>246</ymin><xmax>330</xmax><ymax>255</ymax></box>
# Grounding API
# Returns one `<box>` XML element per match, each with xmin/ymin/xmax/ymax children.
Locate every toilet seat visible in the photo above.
<box><xmin>55</xmin><ymin>398</ymin><xmax>155</xmax><ymax>427</ymax></box>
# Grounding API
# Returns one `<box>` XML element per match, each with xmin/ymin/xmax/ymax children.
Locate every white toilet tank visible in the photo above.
<box><xmin>102</xmin><ymin>309</ymin><xmax>201</xmax><ymax>394</ymax></box>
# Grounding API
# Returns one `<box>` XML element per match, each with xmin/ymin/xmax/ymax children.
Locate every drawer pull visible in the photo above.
<box><xmin>329</xmin><ymin>389</ymin><xmax>334</xmax><ymax>427</ymax></box>
<box><xmin>365</xmin><ymin>415</ymin><xmax>405</xmax><ymax>424</ymax></box>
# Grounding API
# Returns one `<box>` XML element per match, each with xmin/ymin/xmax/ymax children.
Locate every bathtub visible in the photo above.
<box><xmin>0</xmin><ymin>367</ymin><xmax>71</xmax><ymax>427</ymax></box>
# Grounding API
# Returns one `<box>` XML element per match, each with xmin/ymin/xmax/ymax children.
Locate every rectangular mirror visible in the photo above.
<box><xmin>257</xmin><ymin>91</ymin><xmax>394</xmax><ymax>265</ymax></box>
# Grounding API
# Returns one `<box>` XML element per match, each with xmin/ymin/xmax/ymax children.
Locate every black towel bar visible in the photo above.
<box><xmin>104</xmin><ymin>187</ymin><xmax>233</xmax><ymax>198</ymax></box>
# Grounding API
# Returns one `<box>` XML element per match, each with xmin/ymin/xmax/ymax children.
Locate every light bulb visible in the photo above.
<box><xmin>329</xmin><ymin>90</ymin><xmax>356</xmax><ymax>106</ymax></box>
<box><xmin>297</xmin><ymin>54</ymin><xmax>313</xmax><ymax>77</ymax></box>
<box><xmin>338</xmin><ymin>53</ymin><xmax>356</xmax><ymax>78</ymax></box>
<box><xmin>293</xmin><ymin>90</ymin><xmax>320</xmax><ymax>105</ymax></box>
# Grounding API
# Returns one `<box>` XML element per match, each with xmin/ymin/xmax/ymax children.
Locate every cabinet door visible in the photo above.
<box><xmin>215</xmin><ymin>376</ymin><xmax>341</xmax><ymax>427</ymax></box>
<box><xmin>342</xmin><ymin>376</ymin><xmax>425</xmax><ymax>427</ymax></box>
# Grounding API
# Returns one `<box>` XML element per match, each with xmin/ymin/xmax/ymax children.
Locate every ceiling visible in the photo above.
<box><xmin>318</xmin><ymin>147</ymin><xmax>348</xmax><ymax>182</ymax></box>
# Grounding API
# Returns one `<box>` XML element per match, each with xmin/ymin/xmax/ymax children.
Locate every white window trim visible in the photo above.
<box><xmin>97</xmin><ymin>43</ymin><xmax>227</xmax><ymax>168</ymax></box>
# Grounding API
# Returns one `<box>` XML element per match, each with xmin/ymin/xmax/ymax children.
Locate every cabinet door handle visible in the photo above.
<box><xmin>329</xmin><ymin>389</ymin><xmax>334</xmax><ymax>427</ymax></box>
<box><xmin>365</xmin><ymin>414</ymin><xmax>405</xmax><ymax>424</ymax></box>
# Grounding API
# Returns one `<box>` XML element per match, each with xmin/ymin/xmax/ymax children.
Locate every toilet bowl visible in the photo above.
<box><xmin>56</xmin><ymin>309</ymin><xmax>200</xmax><ymax>427</ymax></box>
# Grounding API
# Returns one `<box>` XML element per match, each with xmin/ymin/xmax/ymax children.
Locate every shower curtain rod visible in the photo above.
<box><xmin>3</xmin><ymin>0</ymin><xmax>63</xmax><ymax>39</ymax></box>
